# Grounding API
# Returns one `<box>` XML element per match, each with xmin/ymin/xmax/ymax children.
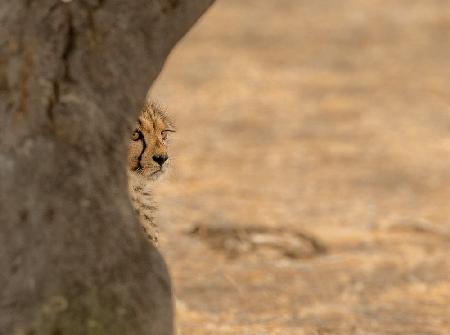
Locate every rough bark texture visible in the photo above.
<box><xmin>0</xmin><ymin>0</ymin><xmax>214</xmax><ymax>334</ymax></box>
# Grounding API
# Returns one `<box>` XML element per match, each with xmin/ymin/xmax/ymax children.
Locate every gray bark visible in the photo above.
<box><xmin>0</xmin><ymin>0</ymin><xmax>214</xmax><ymax>334</ymax></box>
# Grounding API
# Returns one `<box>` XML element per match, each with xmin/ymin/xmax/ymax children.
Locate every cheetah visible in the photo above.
<box><xmin>128</xmin><ymin>101</ymin><xmax>175</xmax><ymax>245</ymax></box>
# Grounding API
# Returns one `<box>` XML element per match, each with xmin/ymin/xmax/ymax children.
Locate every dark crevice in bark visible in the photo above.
<box><xmin>45</xmin><ymin>2</ymin><xmax>76</xmax><ymax>123</ymax></box>
<box><xmin>18</xmin><ymin>49</ymin><xmax>32</xmax><ymax>117</ymax></box>
<box><xmin>81</xmin><ymin>0</ymin><xmax>106</xmax><ymax>31</ymax></box>
<box><xmin>158</xmin><ymin>0</ymin><xmax>180</xmax><ymax>14</ymax></box>
<box><xmin>80</xmin><ymin>0</ymin><xmax>106</xmax><ymax>10</ymax></box>
<box><xmin>62</xmin><ymin>5</ymin><xmax>75</xmax><ymax>82</ymax></box>
<box><xmin>46</xmin><ymin>80</ymin><xmax>59</xmax><ymax>124</ymax></box>
<box><xmin>0</xmin><ymin>65</ymin><xmax>7</xmax><ymax>92</ymax></box>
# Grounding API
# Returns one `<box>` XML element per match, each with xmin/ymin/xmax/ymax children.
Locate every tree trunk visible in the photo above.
<box><xmin>0</xmin><ymin>1</ymin><xmax>213</xmax><ymax>334</ymax></box>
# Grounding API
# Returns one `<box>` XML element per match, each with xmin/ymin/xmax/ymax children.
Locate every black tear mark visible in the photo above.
<box><xmin>135</xmin><ymin>130</ymin><xmax>146</xmax><ymax>171</ymax></box>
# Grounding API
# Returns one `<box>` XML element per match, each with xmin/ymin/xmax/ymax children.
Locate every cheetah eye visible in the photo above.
<box><xmin>161</xmin><ymin>129</ymin><xmax>175</xmax><ymax>141</ymax></box>
<box><xmin>131</xmin><ymin>130</ymin><xmax>141</xmax><ymax>141</ymax></box>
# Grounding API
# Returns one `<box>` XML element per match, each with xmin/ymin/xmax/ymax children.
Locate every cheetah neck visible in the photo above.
<box><xmin>128</xmin><ymin>174</ymin><xmax>159</xmax><ymax>245</ymax></box>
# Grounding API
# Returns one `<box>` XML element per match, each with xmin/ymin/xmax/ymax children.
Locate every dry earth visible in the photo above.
<box><xmin>150</xmin><ymin>1</ymin><xmax>450</xmax><ymax>334</ymax></box>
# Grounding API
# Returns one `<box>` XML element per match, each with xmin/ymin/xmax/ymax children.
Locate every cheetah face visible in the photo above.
<box><xmin>128</xmin><ymin>102</ymin><xmax>175</xmax><ymax>183</ymax></box>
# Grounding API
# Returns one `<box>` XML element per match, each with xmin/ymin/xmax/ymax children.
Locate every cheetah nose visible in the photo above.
<box><xmin>152</xmin><ymin>154</ymin><xmax>168</xmax><ymax>166</ymax></box>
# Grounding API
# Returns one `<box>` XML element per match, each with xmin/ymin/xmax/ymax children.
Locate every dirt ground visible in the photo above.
<box><xmin>150</xmin><ymin>1</ymin><xmax>450</xmax><ymax>334</ymax></box>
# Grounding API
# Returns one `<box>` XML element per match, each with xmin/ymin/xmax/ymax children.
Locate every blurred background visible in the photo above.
<box><xmin>150</xmin><ymin>1</ymin><xmax>450</xmax><ymax>334</ymax></box>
